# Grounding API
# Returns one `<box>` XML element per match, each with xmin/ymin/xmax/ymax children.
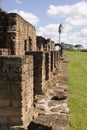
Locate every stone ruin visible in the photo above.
<box><xmin>0</xmin><ymin>10</ymin><xmax>60</xmax><ymax>130</ymax></box>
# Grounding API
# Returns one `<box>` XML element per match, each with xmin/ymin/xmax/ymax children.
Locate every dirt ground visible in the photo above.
<box><xmin>28</xmin><ymin>54</ymin><xmax>70</xmax><ymax>130</ymax></box>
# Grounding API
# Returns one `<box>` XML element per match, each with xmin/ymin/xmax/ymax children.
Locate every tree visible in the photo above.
<box><xmin>74</xmin><ymin>44</ymin><xmax>83</xmax><ymax>50</ymax></box>
<box><xmin>58</xmin><ymin>24</ymin><xmax>64</xmax><ymax>57</ymax></box>
<box><xmin>58</xmin><ymin>24</ymin><xmax>63</xmax><ymax>44</ymax></box>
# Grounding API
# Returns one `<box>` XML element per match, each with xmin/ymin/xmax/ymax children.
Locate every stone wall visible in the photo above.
<box><xmin>0</xmin><ymin>49</ymin><xmax>11</xmax><ymax>55</ymax></box>
<box><xmin>22</xmin><ymin>55</ymin><xmax>34</xmax><ymax>129</ymax></box>
<box><xmin>50</xmin><ymin>51</ymin><xmax>55</xmax><ymax>72</ymax></box>
<box><xmin>36</xmin><ymin>36</ymin><xmax>55</xmax><ymax>52</ymax></box>
<box><xmin>47</xmin><ymin>40</ymin><xmax>55</xmax><ymax>52</ymax></box>
<box><xmin>25</xmin><ymin>51</ymin><xmax>56</xmax><ymax>96</ymax></box>
<box><xmin>0</xmin><ymin>55</ymin><xmax>33</xmax><ymax>130</ymax></box>
<box><xmin>0</xmin><ymin>51</ymin><xmax>59</xmax><ymax>130</ymax></box>
<box><xmin>45</xmin><ymin>52</ymin><xmax>51</xmax><ymax>80</ymax></box>
<box><xmin>0</xmin><ymin>10</ymin><xmax>60</xmax><ymax>130</ymax></box>
<box><xmin>0</xmin><ymin>12</ymin><xmax>36</xmax><ymax>56</ymax></box>
<box><xmin>54</xmin><ymin>51</ymin><xmax>59</xmax><ymax>68</ymax></box>
<box><xmin>0</xmin><ymin>11</ymin><xmax>8</xmax><ymax>48</ymax></box>
<box><xmin>26</xmin><ymin>51</ymin><xmax>46</xmax><ymax>96</ymax></box>
<box><xmin>36</xmin><ymin>36</ymin><xmax>45</xmax><ymax>51</ymax></box>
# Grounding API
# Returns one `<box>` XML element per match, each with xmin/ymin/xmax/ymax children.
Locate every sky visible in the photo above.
<box><xmin>0</xmin><ymin>0</ymin><xmax>87</xmax><ymax>48</ymax></box>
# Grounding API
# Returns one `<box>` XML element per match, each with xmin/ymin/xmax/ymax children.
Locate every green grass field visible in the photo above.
<box><xmin>67</xmin><ymin>51</ymin><xmax>87</xmax><ymax>130</ymax></box>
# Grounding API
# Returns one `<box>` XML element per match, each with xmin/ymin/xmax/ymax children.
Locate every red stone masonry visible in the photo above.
<box><xmin>0</xmin><ymin>11</ymin><xmax>36</xmax><ymax>56</ymax></box>
<box><xmin>0</xmin><ymin>55</ymin><xmax>33</xmax><ymax>130</ymax></box>
<box><xmin>0</xmin><ymin>10</ymin><xmax>60</xmax><ymax>130</ymax></box>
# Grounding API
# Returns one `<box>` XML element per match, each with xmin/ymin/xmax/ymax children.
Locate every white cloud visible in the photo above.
<box><xmin>47</xmin><ymin>5</ymin><xmax>70</xmax><ymax>17</ymax></box>
<box><xmin>80</xmin><ymin>29</ymin><xmax>87</xmax><ymax>36</ymax></box>
<box><xmin>37</xmin><ymin>23</ymin><xmax>87</xmax><ymax>48</ymax></box>
<box><xmin>47</xmin><ymin>1</ymin><xmax>87</xmax><ymax>26</ymax></box>
<box><xmin>10</xmin><ymin>9</ymin><xmax>39</xmax><ymax>25</ymax></box>
<box><xmin>63</xmin><ymin>24</ymin><xmax>72</xmax><ymax>33</ymax></box>
<box><xmin>16</xmin><ymin>0</ymin><xmax>22</xmax><ymax>4</ymax></box>
<box><xmin>37</xmin><ymin>24</ymin><xmax>59</xmax><ymax>42</ymax></box>
<box><xmin>65</xmin><ymin>15</ymin><xmax>87</xmax><ymax>26</ymax></box>
<box><xmin>37</xmin><ymin>24</ymin><xmax>72</xmax><ymax>44</ymax></box>
<box><xmin>45</xmin><ymin>1</ymin><xmax>87</xmax><ymax>48</ymax></box>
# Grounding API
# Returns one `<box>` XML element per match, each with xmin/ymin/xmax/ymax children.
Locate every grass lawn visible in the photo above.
<box><xmin>67</xmin><ymin>51</ymin><xmax>87</xmax><ymax>130</ymax></box>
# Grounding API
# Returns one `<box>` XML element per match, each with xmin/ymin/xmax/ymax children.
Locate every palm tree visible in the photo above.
<box><xmin>58</xmin><ymin>24</ymin><xmax>63</xmax><ymax>45</ymax></box>
<box><xmin>58</xmin><ymin>24</ymin><xmax>64</xmax><ymax>57</ymax></box>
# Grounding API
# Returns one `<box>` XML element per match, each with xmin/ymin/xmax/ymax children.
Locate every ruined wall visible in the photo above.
<box><xmin>36</xmin><ymin>36</ymin><xmax>55</xmax><ymax>52</ymax></box>
<box><xmin>0</xmin><ymin>55</ymin><xmax>33</xmax><ymax>130</ymax></box>
<box><xmin>36</xmin><ymin>36</ymin><xmax>45</xmax><ymax>51</ymax></box>
<box><xmin>0</xmin><ymin>12</ymin><xmax>36</xmax><ymax>56</ymax></box>
<box><xmin>46</xmin><ymin>40</ymin><xmax>55</xmax><ymax>52</ymax></box>
<box><xmin>26</xmin><ymin>51</ymin><xmax>55</xmax><ymax>95</ymax></box>
<box><xmin>26</xmin><ymin>51</ymin><xmax>46</xmax><ymax>95</ymax></box>
<box><xmin>45</xmin><ymin>51</ymin><xmax>55</xmax><ymax>80</ymax></box>
<box><xmin>0</xmin><ymin>12</ymin><xmax>8</xmax><ymax>48</ymax></box>
<box><xmin>50</xmin><ymin>41</ymin><xmax>55</xmax><ymax>51</ymax></box>
<box><xmin>0</xmin><ymin>10</ymin><xmax>60</xmax><ymax>130</ymax></box>
<box><xmin>54</xmin><ymin>51</ymin><xmax>59</xmax><ymax>68</ymax></box>
<box><xmin>45</xmin><ymin>52</ymin><xmax>51</xmax><ymax>80</ymax></box>
<box><xmin>0</xmin><ymin>52</ymin><xmax>59</xmax><ymax>130</ymax></box>
<box><xmin>50</xmin><ymin>51</ymin><xmax>55</xmax><ymax>72</ymax></box>
<box><xmin>0</xmin><ymin>49</ymin><xmax>11</xmax><ymax>55</ymax></box>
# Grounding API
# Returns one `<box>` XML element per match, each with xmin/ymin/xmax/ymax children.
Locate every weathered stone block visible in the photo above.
<box><xmin>0</xmin><ymin>116</ymin><xmax>8</xmax><ymax>125</ymax></box>
<box><xmin>10</xmin><ymin>126</ymin><xmax>25</xmax><ymax>130</ymax></box>
<box><xmin>10</xmin><ymin>116</ymin><xmax>23</xmax><ymax>126</ymax></box>
<box><xmin>12</xmin><ymin>101</ymin><xmax>22</xmax><ymax>108</ymax></box>
<box><xmin>0</xmin><ymin>55</ymin><xmax>34</xmax><ymax>129</ymax></box>
<box><xmin>0</xmin><ymin>107</ymin><xmax>21</xmax><ymax>117</ymax></box>
<box><xmin>0</xmin><ymin>99</ymin><xmax>11</xmax><ymax>107</ymax></box>
<box><xmin>26</xmin><ymin>51</ymin><xmax>45</xmax><ymax>95</ymax></box>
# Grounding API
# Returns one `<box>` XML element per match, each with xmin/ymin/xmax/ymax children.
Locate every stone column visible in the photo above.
<box><xmin>50</xmin><ymin>51</ymin><xmax>55</xmax><ymax>73</ymax></box>
<box><xmin>54</xmin><ymin>51</ymin><xmax>59</xmax><ymax>68</ymax></box>
<box><xmin>45</xmin><ymin>52</ymin><xmax>51</xmax><ymax>80</ymax></box>
<box><xmin>25</xmin><ymin>51</ymin><xmax>46</xmax><ymax>96</ymax></box>
<box><xmin>0</xmin><ymin>55</ymin><xmax>33</xmax><ymax>130</ymax></box>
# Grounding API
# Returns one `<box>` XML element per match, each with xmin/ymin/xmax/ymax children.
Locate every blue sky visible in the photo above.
<box><xmin>1</xmin><ymin>0</ymin><xmax>87</xmax><ymax>48</ymax></box>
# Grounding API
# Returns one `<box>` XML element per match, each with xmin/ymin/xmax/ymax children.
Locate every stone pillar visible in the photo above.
<box><xmin>21</xmin><ymin>55</ymin><xmax>33</xmax><ymax>129</ymax></box>
<box><xmin>54</xmin><ymin>51</ymin><xmax>59</xmax><ymax>68</ymax></box>
<box><xmin>25</xmin><ymin>51</ymin><xmax>46</xmax><ymax>95</ymax></box>
<box><xmin>45</xmin><ymin>52</ymin><xmax>51</xmax><ymax>80</ymax></box>
<box><xmin>0</xmin><ymin>55</ymin><xmax>33</xmax><ymax>130</ymax></box>
<box><xmin>50</xmin><ymin>51</ymin><xmax>55</xmax><ymax>72</ymax></box>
